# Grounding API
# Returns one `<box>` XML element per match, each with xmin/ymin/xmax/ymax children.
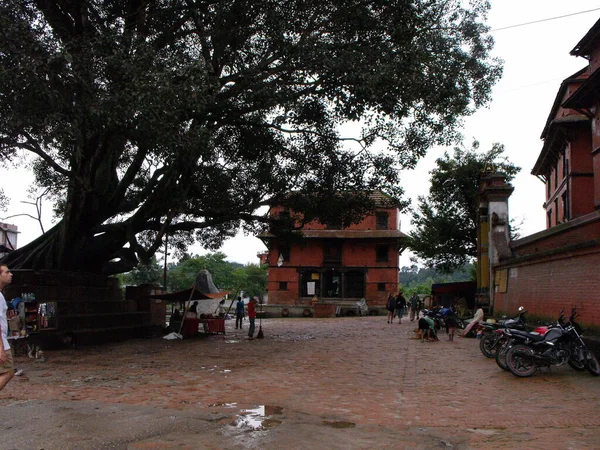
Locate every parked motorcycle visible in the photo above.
<box><xmin>495</xmin><ymin>321</ymin><xmax>551</xmax><ymax>371</ymax></box>
<box><xmin>423</xmin><ymin>306</ymin><xmax>465</xmax><ymax>331</ymax></box>
<box><xmin>479</xmin><ymin>306</ymin><xmax>529</xmax><ymax>358</ymax></box>
<box><xmin>505</xmin><ymin>309</ymin><xmax>600</xmax><ymax>377</ymax></box>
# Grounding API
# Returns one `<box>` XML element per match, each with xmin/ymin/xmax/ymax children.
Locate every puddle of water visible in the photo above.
<box><xmin>221</xmin><ymin>369</ymin><xmax>232</xmax><ymax>373</ymax></box>
<box><xmin>208</xmin><ymin>402</ymin><xmax>237</xmax><ymax>408</ymax></box>
<box><xmin>225</xmin><ymin>340</ymin><xmax>239</xmax><ymax>344</ymax></box>
<box><xmin>233</xmin><ymin>405</ymin><xmax>284</xmax><ymax>430</ymax></box>
<box><xmin>322</xmin><ymin>421</ymin><xmax>356</xmax><ymax>429</ymax></box>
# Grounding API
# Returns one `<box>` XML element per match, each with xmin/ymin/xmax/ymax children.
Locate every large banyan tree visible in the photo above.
<box><xmin>0</xmin><ymin>0</ymin><xmax>501</xmax><ymax>275</ymax></box>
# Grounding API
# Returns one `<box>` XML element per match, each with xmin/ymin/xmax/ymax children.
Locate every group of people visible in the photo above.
<box><xmin>171</xmin><ymin>294</ymin><xmax>260</xmax><ymax>339</ymax></box>
<box><xmin>233</xmin><ymin>296</ymin><xmax>259</xmax><ymax>340</ymax></box>
<box><xmin>386</xmin><ymin>292</ymin><xmax>422</xmax><ymax>324</ymax></box>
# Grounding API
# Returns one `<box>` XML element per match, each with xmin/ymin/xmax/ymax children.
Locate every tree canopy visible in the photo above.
<box><xmin>0</xmin><ymin>0</ymin><xmax>502</xmax><ymax>274</ymax></box>
<box><xmin>408</xmin><ymin>142</ymin><xmax>520</xmax><ymax>273</ymax></box>
<box><xmin>167</xmin><ymin>252</ymin><xmax>267</xmax><ymax>298</ymax></box>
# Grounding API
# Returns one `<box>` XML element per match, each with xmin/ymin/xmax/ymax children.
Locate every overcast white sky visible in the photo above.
<box><xmin>2</xmin><ymin>1</ymin><xmax>600</xmax><ymax>267</ymax></box>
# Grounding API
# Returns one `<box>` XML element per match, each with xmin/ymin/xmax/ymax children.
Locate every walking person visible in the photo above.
<box><xmin>409</xmin><ymin>293</ymin><xmax>419</xmax><ymax>322</ymax></box>
<box><xmin>386</xmin><ymin>292</ymin><xmax>396</xmax><ymax>324</ymax></box>
<box><xmin>247</xmin><ymin>297</ymin><xmax>257</xmax><ymax>339</ymax></box>
<box><xmin>0</xmin><ymin>265</ymin><xmax>14</xmax><ymax>392</ymax></box>
<box><xmin>235</xmin><ymin>296</ymin><xmax>244</xmax><ymax>329</ymax></box>
<box><xmin>395</xmin><ymin>293</ymin><xmax>406</xmax><ymax>324</ymax></box>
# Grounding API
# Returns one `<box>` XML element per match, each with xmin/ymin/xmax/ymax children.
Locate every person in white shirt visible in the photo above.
<box><xmin>0</xmin><ymin>265</ymin><xmax>14</xmax><ymax>391</ymax></box>
<box><xmin>460</xmin><ymin>304</ymin><xmax>484</xmax><ymax>337</ymax></box>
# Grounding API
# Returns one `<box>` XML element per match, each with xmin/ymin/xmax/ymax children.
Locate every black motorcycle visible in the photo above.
<box><xmin>505</xmin><ymin>309</ymin><xmax>600</xmax><ymax>377</ymax></box>
<box><xmin>479</xmin><ymin>306</ymin><xmax>529</xmax><ymax>358</ymax></box>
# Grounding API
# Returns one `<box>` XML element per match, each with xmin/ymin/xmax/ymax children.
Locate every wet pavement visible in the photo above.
<box><xmin>2</xmin><ymin>316</ymin><xmax>600</xmax><ymax>449</ymax></box>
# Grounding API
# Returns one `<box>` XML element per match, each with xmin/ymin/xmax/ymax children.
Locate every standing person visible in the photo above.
<box><xmin>247</xmin><ymin>297</ymin><xmax>257</xmax><ymax>339</ymax></box>
<box><xmin>416</xmin><ymin>297</ymin><xmax>423</xmax><ymax>320</ymax></box>
<box><xmin>395</xmin><ymin>293</ymin><xmax>406</xmax><ymax>324</ymax></box>
<box><xmin>386</xmin><ymin>293</ymin><xmax>396</xmax><ymax>324</ymax></box>
<box><xmin>445</xmin><ymin>314</ymin><xmax>458</xmax><ymax>341</ymax></box>
<box><xmin>187</xmin><ymin>301</ymin><xmax>198</xmax><ymax>318</ymax></box>
<box><xmin>0</xmin><ymin>265</ymin><xmax>14</xmax><ymax>392</ymax></box>
<box><xmin>216</xmin><ymin>299</ymin><xmax>226</xmax><ymax>318</ymax></box>
<box><xmin>235</xmin><ymin>297</ymin><xmax>244</xmax><ymax>329</ymax></box>
<box><xmin>409</xmin><ymin>293</ymin><xmax>419</xmax><ymax>322</ymax></box>
<box><xmin>460</xmin><ymin>303</ymin><xmax>484</xmax><ymax>337</ymax></box>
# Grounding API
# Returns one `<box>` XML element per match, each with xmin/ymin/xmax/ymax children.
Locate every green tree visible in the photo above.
<box><xmin>231</xmin><ymin>264</ymin><xmax>268</xmax><ymax>300</ymax></box>
<box><xmin>0</xmin><ymin>0</ymin><xmax>502</xmax><ymax>275</ymax></box>
<box><xmin>408</xmin><ymin>142</ymin><xmax>520</xmax><ymax>273</ymax></box>
<box><xmin>168</xmin><ymin>252</ymin><xmax>239</xmax><ymax>292</ymax></box>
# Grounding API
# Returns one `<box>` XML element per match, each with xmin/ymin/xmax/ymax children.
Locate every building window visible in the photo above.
<box><xmin>323</xmin><ymin>241</ymin><xmax>342</xmax><ymax>263</ymax></box>
<box><xmin>561</xmin><ymin>192</ymin><xmax>569</xmax><ymax>222</ymax></box>
<box><xmin>376</xmin><ymin>245</ymin><xmax>388</xmax><ymax>263</ymax></box>
<box><xmin>376</xmin><ymin>212</ymin><xmax>389</xmax><ymax>230</ymax></box>
<box><xmin>554</xmin><ymin>199</ymin><xmax>558</xmax><ymax>224</ymax></box>
<box><xmin>377</xmin><ymin>282</ymin><xmax>386</xmax><ymax>292</ymax></box>
<box><xmin>553</xmin><ymin>167</ymin><xmax>558</xmax><ymax>193</ymax></box>
<box><xmin>279</xmin><ymin>281</ymin><xmax>288</xmax><ymax>290</ymax></box>
<box><xmin>547</xmin><ymin>209</ymin><xmax>552</xmax><ymax>228</ymax></box>
<box><xmin>300</xmin><ymin>271</ymin><xmax>321</xmax><ymax>297</ymax></box>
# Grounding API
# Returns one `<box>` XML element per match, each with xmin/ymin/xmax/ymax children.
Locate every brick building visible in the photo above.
<box><xmin>259</xmin><ymin>192</ymin><xmax>407</xmax><ymax>316</ymax></box>
<box><xmin>481</xmin><ymin>19</ymin><xmax>600</xmax><ymax>325</ymax></box>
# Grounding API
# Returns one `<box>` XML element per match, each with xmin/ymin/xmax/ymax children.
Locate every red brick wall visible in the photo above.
<box><xmin>494</xmin><ymin>249</ymin><xmax>600</xmax><ymax>325</ymax></box>
<box><xmin>495</xmin><ymin>214</ymin><xmax>600</xmax><ymax>326</ymax></box>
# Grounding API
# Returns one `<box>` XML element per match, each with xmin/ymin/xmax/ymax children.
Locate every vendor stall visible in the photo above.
<box><xmin>149</xmin><ymin>286</ymin><xmax>229</xmax><ymax>337</ymax></box>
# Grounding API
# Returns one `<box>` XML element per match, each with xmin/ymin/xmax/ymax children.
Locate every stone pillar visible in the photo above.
<box><xmin>477</xmin><ymin>173</ymin><xmax>514</xmax><ymax>314</ymax></box>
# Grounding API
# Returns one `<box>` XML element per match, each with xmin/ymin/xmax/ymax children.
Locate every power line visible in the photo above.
<box><xmin>491</xmin><ymin>7</ymin><xmax>600</xmax><ymax>31</ymax></box>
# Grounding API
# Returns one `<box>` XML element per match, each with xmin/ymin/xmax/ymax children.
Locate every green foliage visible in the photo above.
<box><xmin>167</xmin><ymin>252</ymin><xmax>242</xmax><ymax>292</ymax></box>
<box><xmin>166</xmin><ymin>252</ymin><xmax>266</xmax><ymax>298</ymax></box>
<box><xmin>408</xmin><ymin>142</ymin><xmax>520</xmax><ymax>273</ymax></box>
<box><xmin>400</xmin><ymin>264</ymin><xmax>475</xmax><ymax>296</ymax></box>
<box><xmin>0</xmin><ymin>0</ymin><xmax>502</xmax><ymax>274</ymax></box>
<box><xmin>231</xmin><ymin>264</ymin><xmax>268</xmax><ymax>300</ymax></box>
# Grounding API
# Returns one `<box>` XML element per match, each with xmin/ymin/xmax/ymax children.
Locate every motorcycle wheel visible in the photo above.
<box><xmin>507</xmin><ymin>344</ymin><xmax>537</xmax><ymax>377</ymax></box>
<box><xmin>568</xmin><ymin>345</ymin><xmax>586</xmax><ymax>371</ymax></box>
<box><xmin>568</xmin><ymin>358</ymin><xmax>586</xmax><ymax>371</ymax></box>
<box><xmin>584</xmin><ymin>348</ymin><xmax>600</xmax><ymax>376</ymax></box>
<box><xmin>495</xmin><ymin>344</ymin><xmax>510</xmax><ymax>371</ymax></box>
<box><xmin>479</xmin><ymin>333</ymin><xmax>498</xmax><ymax>358</ymax></box>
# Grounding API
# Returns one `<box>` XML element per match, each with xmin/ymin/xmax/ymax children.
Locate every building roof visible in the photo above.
<box><xmin>562</xmin><ymin>67</ymin><xmax>600</xmax><ymax>110</ymax></box>
<box><xmin>259</xmin><ymin>229</ymin><xmax>407</xmax><ymax>239</ymax></box>
<box><xmin>532</xmin><ymin>114</ymin><xmax>589</xmax><ymax>177</ymax></box>
<box><xmin>540</xmin><ymin>68</ymin><xmax>588</xmax><ymax>140</ymax></box>
<box><xmin>570</xmin><ymin>18</ymin><xmax>600</xmax><ymax>59</ymax></box>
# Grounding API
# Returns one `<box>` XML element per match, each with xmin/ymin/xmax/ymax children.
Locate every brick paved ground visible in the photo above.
<box><xmin>1</xmin><ymin>316</ymin><xmax>600</xmax><ymax>449</ymax></box>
